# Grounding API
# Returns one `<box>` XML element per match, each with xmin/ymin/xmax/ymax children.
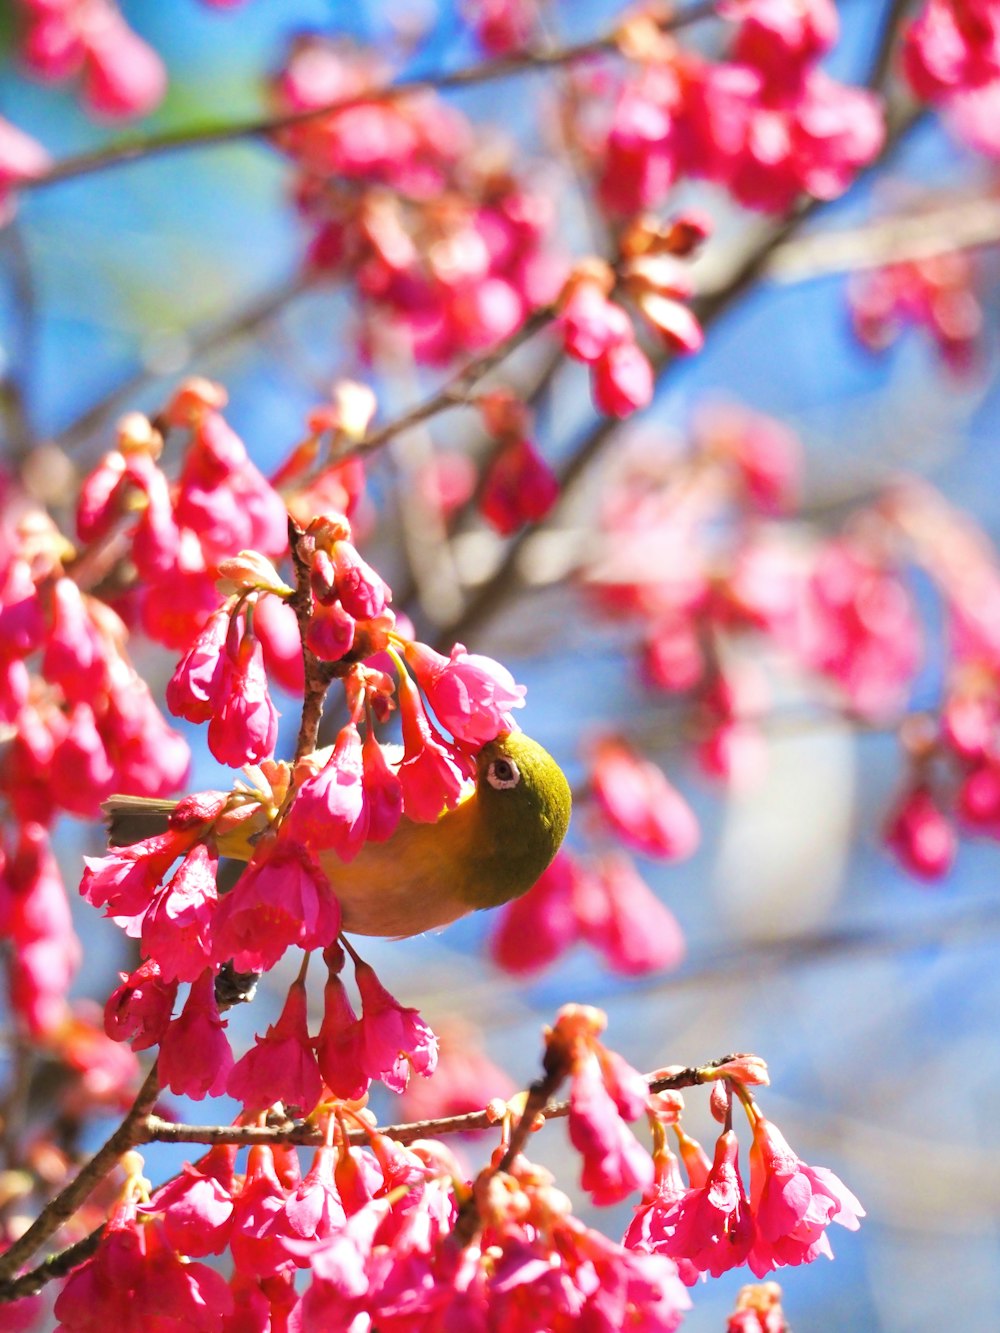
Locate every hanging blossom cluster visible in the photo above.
<box><xmin>77</xmin><ymin>408</ymin><xmax>528</xmax><ymax>1110</ymax></box>
<box><xmin>902</xmin><ymin>0</ymin><xmax>1000</xmax><ymax>157</ymax></box>
<box><xmin>271</xmin><ymin>34</ymin><xmax>566</xmax><ymax>367</ymax></box>
<box><xmin>591</xmin><ymin>0</ymin><xmax>884</xmax><ymax>216</ymax></box>
<box><xmin>12</xmin><ymin>0</ymin><xmax>247</xmax><ymax>123</ymax></box>
<box><xmin>40</xmin><ymin>1005</ymin><xmax>859</xmax><ymax>1332</ymax></box>
<box><xmin>488</xmin><ymin>405</ymin><xmax>1000</xmax><ymax>921</ymax></box>
<box><xmin>0</xmin><ymin>373</ymin><xmax>363</xmax><ymax>1170</ymax></box>
<box><xmin>850</xmin><ymin>245</ymin><xmax>984</xmax><ymax>375</ymax></box>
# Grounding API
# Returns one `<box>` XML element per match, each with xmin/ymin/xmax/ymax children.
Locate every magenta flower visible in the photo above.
<box><xmin>478</xmin><ymin>437</ymin><xmax>560</xmax><ymax>536</ymax></box>
<box><xmin>568</xmin><ymin>1051</ymin><xmax>655</xmax><ymax>1206</ymax></box>
<box><xmin>331</xmin><ymin>539</ymin><xmax>390</xmax><ymax>620</ymax></box>
<box><xmin>141</xmin><ymin>841</ymin><xmax>219</xmax><ymax>983</ymax></box>
<box><xmin>286</xmin><ymin>723</ymin><xmax>368</xmax><ymax>862</ymax></box>
<box><xmin>104</xmin><ymin>959</ymin><xmax>178</xmax><ymax>1052</ymax></box>
<box><xmin>314</xmin><ymin>973</ymin><xmax>370</xmax><ymax>1102</ymax></box>
<box><xmin>355</xmin><ymin>960</ymin><xmax>438</xmax><ymax>1093</ymax></box>
<box><xmin>207</xmin><ymin>618</ymin><xmax>279</xmax><ymax>768</ymax></box>
<box><xmin>227</xmin><ymin>979</ymin><xmax>322</xmax><ymax>1116</ymax></box>
<box><xmin>54</xmin><ymin>1201</ymin><xmax>233</xmax><ymax>1333</ymax></box>
<box><xmin>395</xmin><ymin>667</ymin><xmax>468</xmax><ymax>821</ymax></box>
<box><xmin>747</xmin><ymin>1113</ymin><xmax>863</xmax><ymax>1276</ymax></box>
<box><xmin>404</xmin><ymin>639</ymin><xmax>526</xmax><ymax>744</ymax></box>
<box><xmin>80</xmin><ymin>828</ymin><xmax>196</xmax><ymax>922</ymax></box>
<box><xmin>592</xmin><ymin>340</ymin><xmax>655</xmax><ymax>418</ymax></box>
<box><xmin>489</xmin><ymin>849</ymin><xmax>580</xmax><ymax>975</ymax></box>
<box><xmin>166</xmin><ymin>605</ymin><xmax>230</xmax><ymax>724</ymax></box>
<box><xmin>229</xmin><ymin>1144</ymin><xmax>299</xmax><ymax>1280</ymax></box>
<box><xmin>884</xmin><ymin>783</ymin><xmax>956</xmax><ymax>881</ymax></box>
<box><xmin>158</xmin><ymin>969</ymin><xmax>233</xmax><ymax>1099</ymax></box>
<box><xmin>591</xmin><ymin>737</ymin><xmax>699</xmax><ymax>861</ymax></box>
<box><xmin>361</xmin><ymin>727</ymin><xmax>403</xmax><ymax>843</ymax></box>
<box><xmin>643</xmin><ymin>1129</ymin><xmax>756</xmax><ymax>1278</ymax></box>
<box><xmin>211</xmin><ymin>839</ymin><xmax>341</xmax><ymax>973</ymax></box>
<box><xmin>145</xmin><ymin>1145</ymin><xmax>237</xmax><ymax>1258</ymax></box>
<box><xmin>580</xmin><ymin>853</ymin><xmax>687</xmax><ymax>976</ymax></box>
<box><xmin>625</xmin><ymin>1142</ymin><xmax>703</xmax><ymax>1287</ymax></box>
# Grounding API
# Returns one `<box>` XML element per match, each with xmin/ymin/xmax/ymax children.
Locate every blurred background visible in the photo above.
<box><xmin>3</xmin><ymin>1</ymin><xmax>1000</xmax><ymax>1328</ymax></box>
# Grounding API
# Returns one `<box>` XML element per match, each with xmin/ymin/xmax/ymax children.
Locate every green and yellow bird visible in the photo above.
<box><xmin>105</xmin><ymin>732</ymin><xmax>571</xmax><ymax>939</ymax></box>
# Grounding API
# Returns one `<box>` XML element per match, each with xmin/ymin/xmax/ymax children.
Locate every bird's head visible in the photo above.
<box><xmin>467</xmin><ymin>731</ymin><xmax>572</xmax><ymax>907</ymax></box>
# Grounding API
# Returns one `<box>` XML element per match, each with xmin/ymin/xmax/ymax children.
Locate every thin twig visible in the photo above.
<box><xmin>0</xmin><ymin>1065</ymin><xmax>159</xmax><ymax>1285</ymax></box>
<box><xmin>19</xmin><ymin>3</ymin><xmax>721</xmax><ymax>194</ymax></box>
<box><xmin>0</xmin><ymin>1226</ymin><xmax>105</xmax><ymax>1302</ymax></box>
<box><xmin>339</xmin><ymin>304</ymin><xmax>557</xmax><ymax>462</ymax></box>
<box><xmin>138</xmin><ymin>1058</ymin><xmax>726</xmax><ymax>1152</ymax></box>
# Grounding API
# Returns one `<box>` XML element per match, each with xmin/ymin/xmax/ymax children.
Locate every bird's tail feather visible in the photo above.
<box><xmin>103</xmin><ymin>795</ymin><xmax>179</xmax><ymax>847</ymax></box>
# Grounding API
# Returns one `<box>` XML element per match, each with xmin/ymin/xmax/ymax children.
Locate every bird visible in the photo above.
<box><xmin>104</xmin><ymin>731</ymin><xmax>571</xmax><ymax>939</ymax></box>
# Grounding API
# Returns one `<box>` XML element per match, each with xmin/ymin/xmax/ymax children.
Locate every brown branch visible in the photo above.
<box><xmin>0</xmin><ymin>1064</ymin><xmax>160</xmax><ymax>1285</ymax></box>
<box><xmin>0</xmin><ymin>1226</ymin><xmax>105</xmax><ymax>1303</ymax></box>
<box><xmin>287</xmin><ymin>519</ymin><xmax>337</xmax><ymax>760</ymax></box>
<box><xmin>336</xmin><ymin>303</ymin><xmax>557</xmax><ymax>463</ymax></box>
<box><xmin>138</xmin><ymin>1058</ymin><xmax>728</xmax><ymax>1150</ymax></box>
<box><xmin>19</xmin><ymin>3</ymin><xmax>721</xmax><ymax>194</ymax></box>
<box><xmin>867</xmin><ymin>0</ymin><xmax>917</xmax><ymax>92</ymax></box>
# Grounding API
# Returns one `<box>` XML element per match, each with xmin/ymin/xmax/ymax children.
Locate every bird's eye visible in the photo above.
<box><xmin>487</xmin><ymin>757</ymin><xmax>521</xmax><ymax>790</ymax></box>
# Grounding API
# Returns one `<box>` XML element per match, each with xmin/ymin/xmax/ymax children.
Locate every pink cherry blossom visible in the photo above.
<box><xmin>478</xmin><ymin>437</ymin><xmax>560</xmax><ymax>536</ymax></box>
<box><xmin>227</xmin><ymin>978</ymin><xmax>323</xmax><ymax>1116</ymax></box>
<box><xmin>104</xmin><ymin>959</ymin><xmax>178</xmax><ymax>1051</ymax></box>
<box><xmin>641</xmin><ymin>1129</ymin><xmax>756</xmax><ymax>1278</ymax></box>
<box><xmin>211</xmin><ymin>839</ymin><xmax>341</xmax><ymax>972</ymax></box>
<box><xmin>591</xmin><ymin>737</ymin><xmax>700</xmax><ymax>861</ymax></box>
<box><xmin>395</xmin><ymin>667</ymin><xmax>469</xmax><ymax>822</ymax></box>
<box><xmin>206</xmin><ymin>617</ymin><xmax>279</xmax><ymax>768</ymax></box>
<box><xmin>145</xmin><ymin>1145</ymin><xmax>237</xmax><ymax>1258</ymax></box>
<box><xmin>166</xmin><ymin>605</ymin><xmax>230</xmax><ymax>724</ymax></box>
<box><xmin>354</xmin><ymin>960</ymin><xmax>438</xmax><ymax>1093</ymax></box>
<box><xmin>314</xmin><ymin>972</ymin><xmax>371</xmax><ymax>1103</ymax></box>
<box><xmin>140</xmin><ymin>841</ymin><xmax>219</xmax><ymax>983</ymax></box>
<box><xmin>884</xmin><ymin>784</ymin><xmax>956</xmax><ymax>881</ymax></box>
<box><xmin>747</xmin><ymin>1113</ymin><xmax>863</xmax><ymax>1276</ymax></box>
<box><xmin>286</xmin><ymin>723</ymin><xmax>368</xmax><ymax>862</ymax></box>
<box><xmin>158</xmin><ymin>969</ymin><xmax>233</xmax><ymax>1099</ymax></box>
<box><xmin>568</xmin><ymin>1051</ymin><xmax>655</xmax><ymax>1205</ymax></box>
<box><xmin>403</xmin><ymin>639</ymin><xmax>526</xmax><ymax>744</ymax></box>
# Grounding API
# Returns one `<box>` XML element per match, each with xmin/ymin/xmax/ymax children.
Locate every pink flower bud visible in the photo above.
<box><xmin>104</xmin><ymin>959</ymin><xmax>177</xmax><ymax>1051</ymax></box>
<box><xmin>81</xmin><ymin>17</ymin><xmax>168</xmax><ymax>120</ymax></box>
<box><xmin>403</xmin><ymin>638</ymin><xmax>526</xmax><ymax>744</ymax></box>
<box><xmin>395</xmin><ymin>667</ymin><xmax>468</xmax><ymax>822</ymax></box>
<box><xmin>332</xmin><ymin>540</ymin><xmax>390</xmax><ymax>620</ymax></box>
<box><xmin>211</xmin><ymin>839</ymin><xmax>340</xmax><ymax>973</ymax></box>
<box><xmin>207</xmin><ymin>619</ymin><xmax>279</xmax><ymax>768</ymax></box>
<box><xmin>591</xmin><ymin>737</ymin><xmax>699</xmax><ymax>861</ymax></box>
<box><xmin>479</xmin><ymin>437</ymin><xmax>559</xmax><ymax>535</ymax></box>
<box><xmin>227</xmin><ymin>979</ymin><xmax>322</xmax><ymax>1116</ymax></box>
<box><xmin>591</xmin><ymin>341</ymin><xmax>654</xmax><ymax>418</ymax></box>
<box><xmin>158</xmin><ymin>969</ymin><xmax>233</xmax><ymax>1099</ymax></box>
<box><xmin>884</xmin><ymin>784</ymin><xmax>956</xmax><ymax>881</ymax></box>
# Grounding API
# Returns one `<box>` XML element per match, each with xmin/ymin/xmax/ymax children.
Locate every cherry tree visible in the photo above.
<box><xmin>0</xmin><ymin>1</ymin><xmax>996</xmax><ymax>1328</ymax></box>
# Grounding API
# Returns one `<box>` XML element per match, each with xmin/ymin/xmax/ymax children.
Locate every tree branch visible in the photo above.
<box><xmin>0</xmin><ymin>1065</ymin><xmax>159</xmax><ymax>1285</ymax></box>
<box><xmin>18</xmin><ymin>2</ymin><xmax>721</xmax><ymax>194</ymax></box>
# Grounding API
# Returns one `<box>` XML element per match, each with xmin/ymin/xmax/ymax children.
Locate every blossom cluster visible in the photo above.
<box><xmin>902</xmin><ymin>0</ymin><xmax>1000</xmax><ymax>156</ymax></box>
<box><xmin>595</xmin><ymin>0</ymin><xmax>884</xmax><ymax>216</ymax></box>
<box><xmin>272</xmin><ymin>35</ymin><xmax>565</xmax><ymax>367</ymax></box>
<box><xmin>850</xmin><ymin>246</ymin><xmax>983</xmax><ymax>373</ymax></box>
<box><xmin>42</xmin><ymin>1006</ymin><xmax>858</xmax><ymax>1331</ymax></box>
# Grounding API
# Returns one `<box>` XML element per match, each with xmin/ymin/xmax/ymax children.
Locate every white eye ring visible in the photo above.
<box><xmin>487</xmin><ymin>757</ymin><xmax>521</xmax><ymax>790</ymax></box>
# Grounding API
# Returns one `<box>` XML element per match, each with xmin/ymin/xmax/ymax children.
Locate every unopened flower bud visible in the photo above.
<box><xmin>216</xmin><ymin>551</ymin><xmax>293</xmax><ymax>598</ymax></box>
<box><xmin>116</xmin><ymin>412</ymin><xmax>163</xmax><ymax>458</ymax></box>
<box><xmin>709</xmin><ymin>1081</ymin><xmax>732</xmax><ymax>1123</ymax></box>
<box><xmin>163</xmin><ymin>377</ymin><xmax>228</xmax><ymax>428</ymax></box>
